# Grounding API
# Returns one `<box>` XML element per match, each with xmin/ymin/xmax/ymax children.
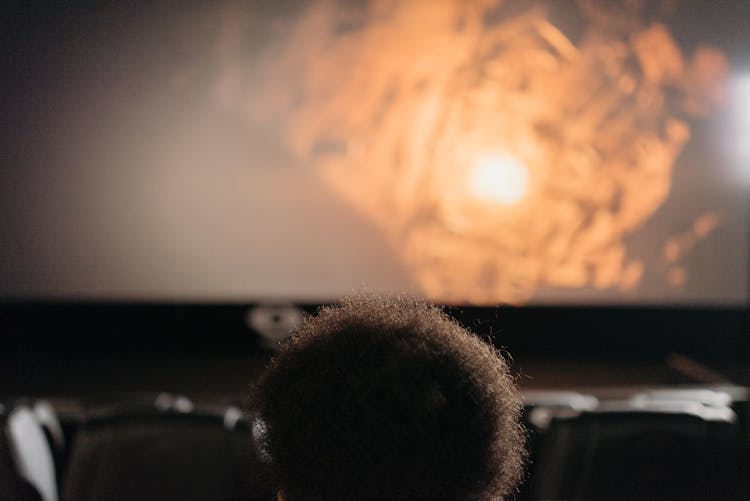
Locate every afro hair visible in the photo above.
<box><xmin>249</xmin><ymin>294</ymin><xmax>526</xmax><ymax>501</ymax></box>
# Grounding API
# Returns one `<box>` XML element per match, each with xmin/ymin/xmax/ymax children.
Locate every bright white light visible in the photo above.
<box><xmin>727</xmin><ymin>74</ymin><xmax>750</xmax><ymax>182</ymax></box>
<box><xmin>469</xmin><ymin>153</ymin><xmax>530</xmax><ymax>205</ymax></box>
<box><xmin>732</xmin><ymin>75</ymin><xmax>750</xmax><ymax>126</ymax></box>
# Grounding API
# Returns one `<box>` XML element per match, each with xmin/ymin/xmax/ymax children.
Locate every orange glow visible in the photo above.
<box><xmin>215</xmin><ymin>0</ymin><xmax>729</xmax><ymax>304</ymax></box>
<box><xmin>663</xmin><ymin>212</ymin><xmax>722</xmax><ymax>264</ymax></box>
<box><xmin>469</xmin><ymin>154</ymin><xmax>529</xmax><ymax>205</ymax></box>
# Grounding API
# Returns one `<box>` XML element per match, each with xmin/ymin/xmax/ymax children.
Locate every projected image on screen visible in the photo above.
<box><xmin>0</xmin><ymin>0</ymin><xmax>747</xmax><ymax>304</ymax></box>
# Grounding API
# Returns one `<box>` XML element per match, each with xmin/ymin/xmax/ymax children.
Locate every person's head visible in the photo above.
<box><xmin>249</xmin><ymin>294</ymin><xmax>526</xmax><ymax>501</ymax></box>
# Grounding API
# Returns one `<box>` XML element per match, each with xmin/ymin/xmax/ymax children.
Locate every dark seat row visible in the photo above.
<box><xmin>520</xmin><ymin>388</ymin><xmax>749</xmax><ymax>500</ymax></box>
<box><xmin>2</xmin><ymin>395</ymin><xmax>273</xmax><ymax>501</ymax></box>
<box><xmin>2</xmin><ymin>388</ymin><xmax>748</xmax><ymax>501</ymax></box>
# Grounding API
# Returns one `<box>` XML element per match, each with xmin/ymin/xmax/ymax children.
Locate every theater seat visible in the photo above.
<box><xmin>513</xmin><ymin>391</ymin><xmax>598</xmax><ymax>500</ymax></box>
<box><xmin>62</xmin><ymin>395</ymin><xmax>271</xmax><ymax>501</ymax></box>
<box><xmin>529</xmin><ymin>395</ymin><xmax>745</xmax><ymax>501</ymax></box>
<box><xmin>1</xmin><ymin>403</ymin><xmax>59</xmax><ymax>501</ymax></box>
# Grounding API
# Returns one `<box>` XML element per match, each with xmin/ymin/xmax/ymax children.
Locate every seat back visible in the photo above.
<box><xmin>62</xmin><ymin>397</ymin><xmax>271</xmax><ymax>501</ymax></box>
<box><xmin>530</xmin><ymin>396</ymin><xmax>744</xmax><ymax>501</ymax></box>
<box><xmin>514</xmin><ymin>391</ymin><xmax>598</xmax><ymax>499</ymax></box>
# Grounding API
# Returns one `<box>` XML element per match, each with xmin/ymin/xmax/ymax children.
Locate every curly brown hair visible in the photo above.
<box><xmin>249</xmin><ymin>294</ymin><xmax>526</xmax><ymax>501</ymax></box>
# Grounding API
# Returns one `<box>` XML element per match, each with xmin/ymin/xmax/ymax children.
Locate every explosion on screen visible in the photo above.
<box><xmin>215</xmin><ymin>0</ymin><xmax>727</xmax><ymax>304</ymax></box>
